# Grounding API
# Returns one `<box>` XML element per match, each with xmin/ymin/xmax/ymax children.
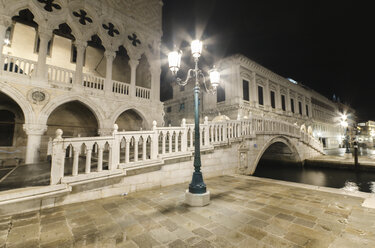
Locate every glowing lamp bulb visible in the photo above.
<box><xmin>209</xmin><ymin>67</ymin><xmax>220</xmax><ymax>88</ymax></box>
<box><xmin>168</xmin><ymin>50</ymin><xmax>182</xmax><ymax>74</ymax></box>
<box><xmin>191</xmin><ymin>40</ymin><xmax>202</xmax><ymax>58</ymax></box>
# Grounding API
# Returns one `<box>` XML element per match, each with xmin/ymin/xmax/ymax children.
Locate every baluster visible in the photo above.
<box><xmin>162</xmin><ymin>133</ymin><xmax>166</xmax><ymax>154</ymax></box>
<box><xmin>175</xmin><ymin>132</ymin><xmax>179</xmax><ymax>152</ymax></box>
<box><xmin>85</xmin><ymin>148</ymin><xmax>92</xmax><ymax>174</ymax></box>
<box><xmin>97</xmin><ymin>146</ymin><xmax>103</xmax><ymax>172</ymax></box>
<box><xmin>189</xmin><ymin>129</ymin><xmax>193</xmax><ymax>148</ymax></box>
<box><xmin>72</xmin><ymin>146</ymin><xmax>79</xmax><ymax>176</ymax></box>
<box><xmin>169</xmin><ymin>133</ymin><xmax>173</xmax><ymax>153</ymax></box>
<box><xmin>125</xmin><ymin>140</ymin><xmax>130</xmax><ymax>163</ymax></box>
<box><xmin>142</xmin><ymin>137</ymin><xmax>147</xmax><ymax>160</ymax></box>
<box><xmin>134</xmin><ymin>138</ymin><xmax>139</xmax><ymax>162</ymax></box>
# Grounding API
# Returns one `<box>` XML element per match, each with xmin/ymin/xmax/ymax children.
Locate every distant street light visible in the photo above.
<box><xmin>340</xmin><ymin>113</ymin><xmax>350</xmax><ymax>154</ymax></box>
<box><xmin>168</xmin><ymin>39</ymin><xmax>220</xmax><ymax>206</ymax></box>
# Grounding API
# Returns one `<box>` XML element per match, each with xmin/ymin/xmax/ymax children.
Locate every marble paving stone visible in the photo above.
<box><xmin>0</xmin><ymin>175</ymin><xmax>374</xmax><ymax>247</ymax></box>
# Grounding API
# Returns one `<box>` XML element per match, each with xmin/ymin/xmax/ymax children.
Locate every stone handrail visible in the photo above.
<box><xmin>2</xmin><ymin>54</ymin><xmax>36</xmax><ymax>76</ymax></box>
<box><xmin>82</xmin><ymin>73</ymin><xmax>105</xmax><ymax>90</ymax></box>
<box><xmin>47</xmin><ymin>65</ymin><xmax>74</xmax><ymax>85</ymax></box>
<box><xmin>135</xmin><ymin>86</ymin><xmax>150</xmax><ymax>99</ymax></box>
<box><xmin>50</xmin><ymin>117</ymin><xmax>323</xmax><ymax>185</ymax></box>
<box><xmin>112</xmin><ymin>80</ymin><xmax>130</xmax><ymax>95</ymax></box>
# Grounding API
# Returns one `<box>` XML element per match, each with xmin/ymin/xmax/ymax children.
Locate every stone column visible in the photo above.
<box><xmin>264</xmin><ymin>79</ymin><xmax>271</xmax><ymax>110</ymax></box>
<box><xmin>250</xmin><ymin>72</ymin><xmax>257</xmax><ymax>107</ymax></box>
<box><xmin>74</xmin><ymin>40</ymin><xmax>87</xmax><ymax>85</ymax></box>
<box><xmin>0</xmin><ymin>16</ymin><xmax>11</xmax><ymax>75</ymax></box>
<box><xmin>23</xmin><ymin>124</ymin><xmax>47</xmax><ymax>164</ymax></box>
<box><xmin>302</xmin><ymin>96</ymin><xmax>307</xmax><ymax>116</ymax></box>
<box><xmin>276</xmin><ymin>84</ymin><xmax>282</xmax><ymax>111</ymax></box>
<box><xmin>150</xmin><ymin>65</ymin><xmax>161</xmax><ymax>102</ymax></box>
<box><xmin>104</xmin><ymin>50</ymin><xmax>116</xmax><ymax>93</ymax></box>
<box><xmin>129</xmin><ymin>59</ymin><xmax>139</xmax><ymax>97</ymax></box>
<box><xmin>286</xmin><ymin>89</ymin><xmax>291</xmax><ymax>114</ymax></box>
<box><xmin>36</xmin><ymin>28</ymin><xmax>52</xmax><ymax>81</ymax></box>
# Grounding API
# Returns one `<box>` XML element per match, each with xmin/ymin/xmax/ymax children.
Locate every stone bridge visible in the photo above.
<box><xmin>0</xmin><ymin>115</ymin><xmax>323</xmax><ymax>214</ymax></box>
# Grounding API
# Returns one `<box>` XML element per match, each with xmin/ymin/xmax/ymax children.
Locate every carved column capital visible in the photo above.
<box><xmin>128</xmin><ymin>58</ymin><xmax>139</xmax><ymax>68</ymax></box>
<box><xmin>74</xmin><ymin>39</ymin><xmax>87</xmax><ymax>50</ymax></box>
<box><xmin>104</xmin><ymin>50</ymin><xmax>116</xmax><ymax>60</ymax></box>
<box><xmin>23</xmin><ymin>123</ymin><xmax>48</xmax><ymax>136</ymax></box>
<box><xmin>38</xmin><ymin>27</ymin><xmax>53</xmax><ymax>41</ymax></box>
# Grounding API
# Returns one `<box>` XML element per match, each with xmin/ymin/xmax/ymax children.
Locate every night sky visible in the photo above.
<box><xmin>160</xmin><ymin>0</ymin><xmax>375</xmax><ymax>122</ymax></box>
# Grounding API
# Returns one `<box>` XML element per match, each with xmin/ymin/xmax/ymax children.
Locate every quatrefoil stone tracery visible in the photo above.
<box><xmin>128</xmin><ymin>33</ymin><xmax>141</xmax><ymax>47</ymax></box>
<box><xmin>37</xmin><ymin>0</ymin><xmax>61</xmax><ymax>12</ymax></box>
<box><xmin>73</xmin><ymin>9</ymin><xmax>93</xmax><ymax>25</ymax></box>
<box><xmin>102</xmin><ymin>23</ymin><xmax>119</xmax><ymax>37</ymax></box>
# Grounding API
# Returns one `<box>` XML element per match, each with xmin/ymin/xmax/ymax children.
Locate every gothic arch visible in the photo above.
<box><xmin>249</xmin><ymin>135</ymin><xmax>302</xmax><ymax>174</ymax></box>
<box><xmin>7</xmin><ymin>2</ymin><xmax>46</xmax><ymax>26</ymax></box>
<box><xmin>38</xmin><ymin>94</ymin><xmax>105</xmax><ymax>128</ymax></box>
<box><xmin>0</xmin><ymin>82</ymin><xmax>35</xmax><ymax>124</ymax></box>
<box><xmin>111</xmin><ymin>107</ymin><xmax>149</xmax><ymax>130</ymax></box>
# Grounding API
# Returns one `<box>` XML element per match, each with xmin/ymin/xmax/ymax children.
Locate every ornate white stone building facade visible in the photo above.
<box><xmin>0</xmin><ymin>0</ymin><xmax>164</xmax><ymax>164</ymax></box>
<box><xmin>164</xmin><ymin>54</ymin><xmax>353</xmax><ymax>149</ymax></box>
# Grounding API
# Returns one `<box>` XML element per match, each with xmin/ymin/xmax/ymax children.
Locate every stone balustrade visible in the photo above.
<box><xmin>1</xmin><ymin>54</ymin><xmax>151</xmax><ymax>100</ymax></box>
<box><xmin>2</xmin><ymin>54</ymin><xmax>36</xmax><ymax>77</ymax></box>
<box><xmin>50</xmin><ymin>116</ymin><xmax>323</xmax><ymax>185</ymax></box>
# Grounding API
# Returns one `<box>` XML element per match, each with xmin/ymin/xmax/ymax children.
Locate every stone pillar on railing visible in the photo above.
<box><xmin>129</xmin><ymin>58</ymin><xmax>139</xmax><ymax>97</ymax></box>
<box><xmin>24</xmin><ymin>123</ymin><xmax>47</xmax><ymax>164</ymax></box>
<box><xmin>104</xmin><ymin>50</ymin><xmax>116</xmax><ymax>93</ymax></box>
<box><xmin>74</xmin><ymin>40</ymin><xmax>87</xmax><ymax>85</ymax></box>
<box><xmin>97</xmin><ymin>144</ymin><xmax>104</xmax><ymax>172</ymax></box>
<box><xmin>151</xmin><ymin>121</ymin><xmax>158</xmax><ymax>159</ymax></box>
<box><xmin>36</xmin><ymin>27</ymin><xmax>52</xmax><ymax>81</ymax></box>
<box><xmin>50</xmin><ymin>129</ymin><xmax>65</xmax><ymax>185</ymax></box>
<box><xmin>204</xmin><ymin>117</ymin><xmax>209</xmax><ymax>146</ymax></box>
<box><xmin>181</xmin><ymin>119</ymin><xmax>187</xmax><ymax>152</ymax></box>
<box><xmin>0</xmin><ymin>16</ymin><xmax>12</xmax><ymax>75</ymax></box>
<box><xmin>223</xmin><ymin>122</ymin><xmax>228</xmax><ymax>143</ymax></box>
<box><xmin>85</xmin><ymin>147</ymin><xmax>92</xmax><ymax>174</ymax></box>
<box><xmin>110</xmin><ymin>124</ymin><xmax>119</xmax><ymax>170</ymax></box>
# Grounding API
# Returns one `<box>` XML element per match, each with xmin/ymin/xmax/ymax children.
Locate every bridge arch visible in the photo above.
<box><xmin>249</xmin><ymin>135</ymin><xmax>302</xmax><ymax>174</ymax></box>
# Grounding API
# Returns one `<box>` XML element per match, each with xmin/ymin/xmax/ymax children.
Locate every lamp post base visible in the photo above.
<box><xmin>185</xmin><ymin>190</ymin><xmax>210</xmax><ymax>207</ymax></box>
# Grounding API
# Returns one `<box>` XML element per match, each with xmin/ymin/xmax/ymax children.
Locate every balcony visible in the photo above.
<box><xmin>1</xmin><ymin>54</ymin><xmax>151</xmax><ymax>100</ymax></box>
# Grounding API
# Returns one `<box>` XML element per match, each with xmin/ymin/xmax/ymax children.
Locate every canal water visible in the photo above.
<box><xmin>253</xmin><ymin>160</ymin><xmax>375</xmax><ymax>193</ymax></box>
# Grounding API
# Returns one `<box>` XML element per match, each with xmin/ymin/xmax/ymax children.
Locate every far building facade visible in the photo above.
<box><xmin>164</xmin><ymin>54</ymin><xmax>355</xmax><ymax>149</ymax></box>
<box><xmin>0</xmin><ymin>0</ymin><xmax>164</xmax><ymax>164</ymax></box>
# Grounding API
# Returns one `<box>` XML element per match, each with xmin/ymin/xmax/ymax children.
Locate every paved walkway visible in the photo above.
<box><xmin>1</xmin><ymin>175</ymin><xmax>375</xmax><ymax>248</ymax></box>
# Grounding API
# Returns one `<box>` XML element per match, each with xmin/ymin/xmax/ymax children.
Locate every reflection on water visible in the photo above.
<box><xmin>342</xmin><ymin>181</ymin><xmax>360</xmax><ymax>192</ymax></box>
<box><xmin>253</xmin><ymin>160</ymin><xmax>375</xmax><ymax>193</ymax></box>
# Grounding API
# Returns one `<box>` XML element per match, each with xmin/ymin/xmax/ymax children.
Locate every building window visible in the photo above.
<box><xmin>298</xmin><ymin>101</ymin><xmax>302</xmax><ymax>115</ymax></box>
<box><xmin>290</xmin><ymin>99</ymin><xmax>295</xmax><ymax>113</ymax></box>
<box><xmin>258</xmin><ymin>86</ymin><xmax>263</xmax><ymax>105</ymax></box>
<box><xmin>217</xmin><ymin>85</ymin><xmax>225</xmax><ymax>102</ymax></box>
<box><xmin>34</xmin><ymin>35</ymin><xmax>53</xmax><ymax>56</ymax></box>
<box><xmin>270</xmin><ymin>91</ymin><xmax>275</xmax><ymax>109</ymax></box>
<box><xmin>179</xmin><ymin>103</ymin><xmax>185</xmax><ymax>111</ymax></box>
<box><xmin>281</xmin><ymin>95</ymin><xmax>286</xmax><ymax>111</ymax></box>
<box><xmin>242</xmin><ymin>80</ymin><xmax>249</xmax><ymax>101</ymax></box>
<box><xmin>71</xmin><ymin>44</ymin><xmax>86</xmax><ymax>65</ymax></box>
<box><xmin>166</xmin><ymin>106</ymin><xmax>172</xmax><ymax>113</ymax></box>
<box><xmin>306</xmin><ymin>104</ymin><xmax>309</xmax><ymax>117</ymax></box>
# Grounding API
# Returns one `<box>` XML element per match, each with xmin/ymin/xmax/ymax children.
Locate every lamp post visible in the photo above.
<box><xmin>168</xmin><ymin>40</ymin><xmax>219</xmax><ymax>206</ymax></box>
<box><xmin>340</xmin><ymin>114</ymin><xmax>350</xmax><ymax>154</ymax></box>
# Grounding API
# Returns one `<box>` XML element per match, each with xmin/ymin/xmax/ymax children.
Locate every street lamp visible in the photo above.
<box><xmin>340</xmin><ymin>114</ymin><xmax>350</xmax><ymax>154</ymax></box>
<box><xmin>168</xmin><ymin>39</ymin><xmax>219</xmax><ymax>206</ymax></box>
